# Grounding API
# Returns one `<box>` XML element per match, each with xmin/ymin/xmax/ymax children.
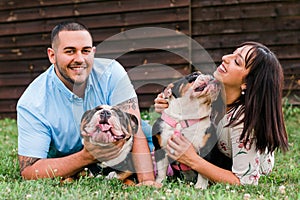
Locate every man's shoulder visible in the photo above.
<box><xmin>92</xmin><ymin>58</ymin><xmax>126</xmax><ymax>80</ymax></box>
<box><xmin>94</xmin><ymin>58</ymin><xmax>114</xmax><ymax>68</ymax></box>
<box><xmin>17</xmin><ymin>67</ymin><xmax>53</xmax><ymax>106</ymax></box>
<box><xmin>94</xmin><ymin>57</ymin><xmax>115</xmax><ymax>64</ymax></box>
<box><xmin>93</xmin><ymin>58</ymin><xmax>123</xmax><ymax>71</ymax></box>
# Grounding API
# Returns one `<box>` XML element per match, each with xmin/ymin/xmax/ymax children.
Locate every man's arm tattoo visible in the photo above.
<box><xmin>116</xmin><ymin>97</ymin><xmax>138</xmax><ymax>111</ymax></box>
<box><xmin>18</xmin><ymin>155</ymin><xmax>40</xmax><ymax>174</ymax></box>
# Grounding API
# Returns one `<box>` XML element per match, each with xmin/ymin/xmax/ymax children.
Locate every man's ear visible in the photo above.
<box><xmin>47</xmin><ymin>47</ymin><xmax>56</xmax><ymax>64</ymax></box>
<box><xmin>92</xmin><ymin>46</ymin><xmax>96</xmax><ymax>53</ymax></box>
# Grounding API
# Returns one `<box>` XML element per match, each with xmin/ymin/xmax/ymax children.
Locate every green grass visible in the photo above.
<box><xmin>0</xmin><ymin>108</ymin><xmax>299</xmax><ymax>200</ymax></box>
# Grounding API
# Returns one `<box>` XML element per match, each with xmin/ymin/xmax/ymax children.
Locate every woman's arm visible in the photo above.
<box><xmin>167</xmin><ymin>134</ymin><xmax>240</xmax><ymax>185</ymax></box>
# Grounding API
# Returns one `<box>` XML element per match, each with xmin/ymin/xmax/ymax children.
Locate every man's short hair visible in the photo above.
<box><xmin>51</xmin><ymin>21</ymin><xmax>92</xmax><ymax>48</ymax></box>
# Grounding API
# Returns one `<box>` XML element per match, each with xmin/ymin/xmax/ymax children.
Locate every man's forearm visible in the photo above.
<box><xmin>116</xmin><ymin>97</ymin><xmax>155</xmax><ymax>182</ymax></box>
<box><xmin>132</xmin><ymin>130</ymin><xmax>155</xmax><ymax>182</ymax></box>
<box><xmin>19</xmin><ymin>150</ymin><xmax>94</xmax><ymax>180</ymax></box>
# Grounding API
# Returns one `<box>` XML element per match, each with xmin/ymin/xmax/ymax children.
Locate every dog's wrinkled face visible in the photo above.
<box><xmin>80</xmin><ymin>105</ymin><xmax>138</xmax><ymax>145</ymax></box>
<box><xmin>163</xmin><ymin>71</ymin><xmax>219</xmax><ymax>102</ymax></box>
<box><xmin>162</xmin><ymin>71</ymin><xmax>220</xmax><ymax>119</ymax></box>
<box><xmin>191</xmin><ymin>72</ymin><xmax>220</xmax><ymax>103</ymax></box>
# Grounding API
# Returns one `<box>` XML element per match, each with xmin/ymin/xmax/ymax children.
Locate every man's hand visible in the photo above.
<box><xmin>136</xmin><ymin>180</ymin><xmax>162</xmax><ymax>188</ymax></box>
<box><xmin>83</xmin><ymin>137</ymin><xmax>125</xmax><ymax>163</ymax></box>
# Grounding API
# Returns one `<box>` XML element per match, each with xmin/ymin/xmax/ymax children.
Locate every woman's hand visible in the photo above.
<box><xmin>167</xmin><ymin>134</ymin><xmax>241</xmax><ymax>185</ymax></box>
<box><xmin>166</xmin><ymin>134</ymin><xmax>199</xmax><ymax>167</ymax></box>
<box><xmin>154</xmin><ymin>93</ymin><xmax>169</xmax><ymax>113</ymax></box>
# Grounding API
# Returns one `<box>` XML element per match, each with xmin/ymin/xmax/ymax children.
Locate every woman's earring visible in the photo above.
<box><xmin>241</xmin><ymin>90</ymin><xmax>246</xmax><ymax>95</ymax></box>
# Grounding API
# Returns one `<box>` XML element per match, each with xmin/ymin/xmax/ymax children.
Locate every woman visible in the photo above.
<box><xmin>154</xmin><ymin>41</ymin><xmax>289</xmax><ymax>185</ymax></box>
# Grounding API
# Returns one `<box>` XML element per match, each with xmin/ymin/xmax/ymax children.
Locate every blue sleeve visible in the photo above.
<box><xmin>92</xmin><ymin>58</ymin><xmax>154</xmax><ymax>151</ymax></box>
<box><xmin>108</xmin><ymin>61</ymin><xmax>154</xmax><ymax>151</ymax></box>
<box><xmin>91</xmin><ymin>58</ymin><xmax>136</xmax><ymax>106</ymax></box>
<box><xmin>107</xmin><ymin>60</ymin><xmax>137</xmax><ymax>105</ymax></box>
<box><xmin>17</xmin><ymin>105</ymin><xmax>51</xmax><ymax>158</ymax></box>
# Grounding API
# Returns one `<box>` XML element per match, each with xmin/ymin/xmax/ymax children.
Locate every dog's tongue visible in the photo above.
<box><xmin>98</xmin><ymin>124</ymin><xmax>112</xmax><ymax>131</ymax></box>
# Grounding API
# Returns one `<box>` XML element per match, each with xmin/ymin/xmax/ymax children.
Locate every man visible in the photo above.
<box><xmin>17</xmin><ymin>21</ymin><xmax>156</xmax><ymax>185</ymax></box>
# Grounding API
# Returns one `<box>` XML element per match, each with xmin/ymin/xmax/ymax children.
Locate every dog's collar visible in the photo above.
<box><xmin>161</xmin><ymin>111</ymin><xmax>207</xmax><ymax>172</ymax></box>
<box><xmin>161</xmin><ymin>111</ymin><xmax>207</xmax><ymax>129</ymax></box>
<box><xmin>172</xmin><ymin>163</ymin><xmax>192</xmax><ymax>171</ymax></box>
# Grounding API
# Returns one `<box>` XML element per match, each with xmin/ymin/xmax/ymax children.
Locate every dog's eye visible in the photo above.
<box><xmin>194</xmin><ymin>84</ymin><xmax>207</xmax><ymax>92</ymax></box>
<box><xmin>186</xmin><ymin>72</ymin><xmax>200</xmax><ymax>83</ymax></box>
<box><xmin>95</xmin><ymin>106</ymin><xmax>103</xmax><ymax>111</ymax></box>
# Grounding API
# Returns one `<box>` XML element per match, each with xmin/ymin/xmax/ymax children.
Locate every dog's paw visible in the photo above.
<box><xmin>155</xmin><ymin>177</ymin><xmax>164</xmax><ymax>184</ymax></box>
<box><xmin>106</xmin><ymin>171</ymin><xmax>118</xmax><ymax>179</ymax></box>
<box><xmin>194</xmin><ymin>176</ymin><xmax>208</xmax><ymax>189</ymax></box>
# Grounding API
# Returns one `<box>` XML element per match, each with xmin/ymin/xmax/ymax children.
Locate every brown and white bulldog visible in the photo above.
<box><xmin>152</xmin><ymin>71</ymin><xmax>220</xmax><ymax>189</ymax></box>
<box><xmin>80</xmin><ymin>105</ymin><xmax>138</xmax><ymax>182</ymax></box>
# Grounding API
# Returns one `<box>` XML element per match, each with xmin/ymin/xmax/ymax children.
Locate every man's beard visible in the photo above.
<box><xmin>55</xmin><ymin>63</ymin><xmax>86</xmax><ymax>87</ymax></box>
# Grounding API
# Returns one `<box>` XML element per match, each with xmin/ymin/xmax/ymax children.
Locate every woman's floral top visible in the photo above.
<box><xmin>216</xmin><ymin>106</ymin><xmax>274</xmax><ymax>185</ymax></box>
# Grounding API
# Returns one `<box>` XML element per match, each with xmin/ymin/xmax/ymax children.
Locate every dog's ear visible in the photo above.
<box><xmin>152</xmin><ymin>118</ymin><xmax>162</xmax><ymax>136</ymax></box>
<box><xmin>112</xmin><ymin>107</ymin><xmax>139</xmax><ymax>134</ymax></box>
<box><xmin>80</xmin><ymin>108</ymin><xmax>100</xmax><ymax>136</ymax></box>
<box><xmin>128</xmin><ymin>113</ymin><xmax>139</xmax><ymax>134</ymax></box>
<box><xmin>81</xmin><ymin>110</ymin><xmax>91</xmax><ymax>123</ymax></box>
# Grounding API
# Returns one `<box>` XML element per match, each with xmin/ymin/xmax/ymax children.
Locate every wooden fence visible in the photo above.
<box><xmin>0</xmin><ymin>0</ymin><xmax>299</xmax><ymax>119</ymax></box>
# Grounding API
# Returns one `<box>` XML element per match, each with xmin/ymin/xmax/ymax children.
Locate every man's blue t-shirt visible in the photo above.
<box><xmin>17</xmin><ymin>58</ymin><xmax>137</xmax><ymax>158</ymax></box>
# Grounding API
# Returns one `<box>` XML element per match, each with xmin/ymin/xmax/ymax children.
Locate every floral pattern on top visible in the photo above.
<box><xmin>216</xmin><ymin>106</ymin><xmax>274</xmax><ymax>185</ymax></box>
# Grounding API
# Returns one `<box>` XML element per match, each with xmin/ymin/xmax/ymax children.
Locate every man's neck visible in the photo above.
<box><xmin>72</xmin><ymin>82</ymin><xmax>86</xmax><ymax>98</ymax></box>
<box><xmin>54</xmin><ymin>67</ymin><xmax>87</xmax><ymax>98</ymax></box>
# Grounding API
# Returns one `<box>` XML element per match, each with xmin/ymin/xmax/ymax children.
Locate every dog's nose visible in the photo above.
<box><xmin>99</xmin><ymin>110</ymin><xmax>111</xmax><ymax>122</ymax></box>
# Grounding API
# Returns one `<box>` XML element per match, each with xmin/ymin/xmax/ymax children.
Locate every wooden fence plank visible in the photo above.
<box><xmin>193</xmin><ymin>31</ymin><xmax>300</xmax><ymax>49</ymax></box>
<box><xmin>192</xmin><ymin>17</ymin><xmax>300</xmax><ymax>36</ymax></box>
<box><xmin>0</xmin><ymin>7</ymin><xmax>189</xmax><ymax>36</ymax></box>
<box><xmin>192</xmin><ymin>0</ymin><xmax>284</xmax><ymax>7</ymax></box>
<box><xmin>0</xmin><ymin>74</ymin><xmax>39</xmax><ymax>86</ymax></box>
<box><xmin>0</xmin><ymin>22</ymin><xmax>189</xmax><ymax>49</ymax></box>
<box><xmin>0</xmin><ymin>100</ymin><xmax>17</xmax><ymax>112</ymax></box>
<box><xmin>1</xmin><ymin>0</ymin><xmax>299</xmax><ymax>118</ymax></box>
<box><xmin>0</xmin><ymin>0</ymin><xmax>189</xmax><ymax>22</ymax></box>
<box><xmin>0</xmin><ymin>86</ymin><xmax>26</xmax><ymax>100</ymax></box>
<box><xmin>0</xmin><ymin>0</ymin><xmax>96</xmax><ymax>11</ymax></box>
<box><xmin>0</xmin><ymin>0</ymin><xmax>188</xmax><ymax>12</ymax></box>
<box><xmin>0</xmin><ymin>0</ymin><xmax>191</xmax><ymax>118</ymax></box>
<box><xmin>0</xmin><ymin>59</ymin><xmax>49</xmax><ymax>74</ymax></box>
<box><xmin>192</xmin><ymin>2</ymin><xmax>300</xmax><ymax>21</ymax></box>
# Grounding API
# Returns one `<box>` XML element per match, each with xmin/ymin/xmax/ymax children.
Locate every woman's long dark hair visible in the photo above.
<box><xmin>227</xmin><ymin>41</ymin><xmax>289</xmax><ymax>153</ymax></box>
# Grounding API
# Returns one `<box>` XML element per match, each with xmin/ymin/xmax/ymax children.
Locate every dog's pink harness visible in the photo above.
<box><xmin>161</xmin><ymin>111</ymin><xmax>207</xmax><ymax>171</ymax></box>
